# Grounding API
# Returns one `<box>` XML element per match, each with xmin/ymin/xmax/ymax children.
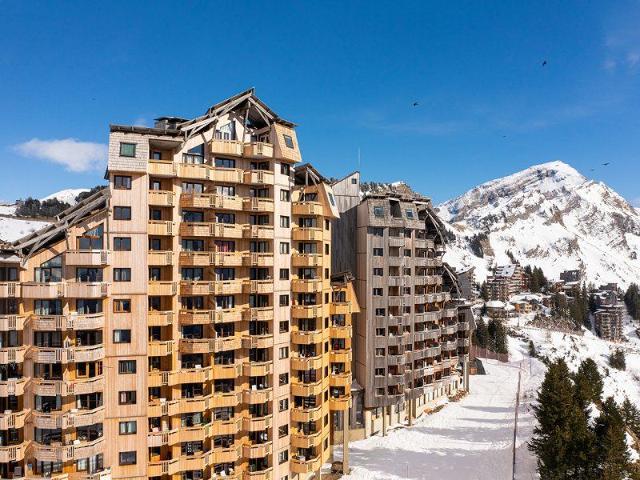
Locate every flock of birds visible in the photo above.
<box><xmin>409</xmin><ymin>59</ymin><xmax>613</xmax><ymax>172</ymax></box>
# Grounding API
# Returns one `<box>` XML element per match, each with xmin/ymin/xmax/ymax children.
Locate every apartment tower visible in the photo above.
<box><xmin>331</xmin><ymin>176</ymin><xmax>471</xmax><ymax>438</ymax></box>
<box><xmin>0</xmin><ymin>90</ymin><xmax>356</xmax><ymax>480</ymax></box>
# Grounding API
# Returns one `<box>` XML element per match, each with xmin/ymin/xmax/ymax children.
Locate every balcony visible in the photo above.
<box><xmin>65</xmin><ymin>250</ymin><xmax>110</xmax><ymax>266</ymax></box>
<box><xmin>291</xmin><ymin>329</ymin><xmax>325</xmax><ymax>345</ymax></box>
<box><xmin>0</xmin><ymin>314</ymin><xmax>25</xmax><ymax>331</ymax></box>
<box><xmin>148</xmin><ymin>281</ymin><xmax>177</xmax><ymax>296</ymax></box>
<box><xmin>30</xmin><ymin>345</ymin><xmax>104</xmax><ymax>363</ymax></box>
<box><xmin>330</xmin><ymin>302</ymin><xmax>352</xmax><ymax>315</ymax></box>
<box><xmin>0</xmin><ymin>378</ymin><xmax>26</xmax><ymax>397</ymax></box>
<box><xmin>244</xmin><ymin>307</ymin><xmax>273</xmax><ymax>322</ymax></box>
<box><xmin>243</xmin><ymin>225</ymin><xmax>274</xmax><ymax>240</ymax></box>
<box><xmin>291</xmin><ymin>377</ymin><xmax>328</xmax><ymax>397</ymax></box>
<box><xmin>211</xmin><ymin>416</ymin><xmax>242</xmax><ymax>436</ymax></box>
<box><xmin>31</xmin><ymin>436</ymin><xmax>105</xmax><ymax>462</ymax></box>
<box><xmin>291</xmin><ymin>305</ymin><xmax>323</xmax><ymax>319</ymax></box>
<box><xmin>242</xmin><ymin>415</ymin><xmax>272</xmax><ymax>432</ymax></box>
<box><xmin>330</xmin><ymin>350</ymin><xmax>351</xmax><ymax>364</ymax></box>
<box><xmin>243</xmin><ymin>388</ymin><xmax>273</xmax><ymax>404</ymax></box>
<box><xmin>30</xmin><ymin>313</ymin><xmax>104</xmax><ymax>331</ymax></box>
<box><xmin>210</xmin><ymin>167</ymin><xmax>244</xmax><ymax>183</ymax></box>
<box><xmin>244</xmin><ymin>252</ymin><xmax>274</xmax><ymax>267</ymax></box>
<box><xmin>242</xmin><ymin>334</ymin><xmax>274</xmax><ymax>349</ymax></box>
<box><xmin>148</xmin><ymin>160</ymin><xmax>176</xmax><ymax>177</ymax></box>
<box><xmin>244</xmin><ymin>170</ymin><xmax>274</xmax><ymax>185</ymax></box>
<box><xmin>329</xmin><ymin>395</ymin><xmax>351</xmax><ymax>411</ymax></box>
<box><xmin>290</xmin><ymin>354</ymin><xmax>323</xmax><ymax>371</ymax></box>
<box><xmin>181</xmin><ymin>193</ymin><xmax>244</xmax><ymax>210</ymax></box>
<box><xmin>21</xmin><ymin>282</ymin><xmax>64</xmax><ymax>298</ymax></box>
<box><xmin>148</xmin><ymin>250</ymin><xmax>173</xmax><ymax>266</ymax></box>
<box><xmin>148</xmin><ymin>340</ymin><xmax>174</xmax><ymax>356</ymax></box>
<box><xmin>292</xmin><ymin>227</ymin><xmax>323</xmax><ymax>241</ymax></box>
<box><xmin>0</xmin><ymin>346</ymin><xmax>26</xmax><ymax>364</ymax></box>
<box><xmin>458</xmin><ymin>337</ymin><xmax>471</xmax><ymax>348</ymax></box>
<box><xmin>243</xmin><ymin>197</ymin><xmax>274</xmax><ymax>213</ymax></box>
<box><xmin>211</xmin><ymin>139</ymin><xmax>243</xmax><ymax>156</ymax></box>
<box><xmin>212</xmin><ymin>223</ymin><xmax>244</xmax><ymax>238</ymax></box>
<box><xmin>212</xmin><ymin>251</ymin><xmax>245</xmax><ymax>267</ymax></box>
<box><xmin>443</xmin><ymin>307</ymin><xmax>458</xmax><ymax>319</ymax></box>
<box><xmin>179</xmin><ymin>222</ymin><xmax>211</xmax><ymax>237</ymax></box>
<box><xmin>291</xmin><ymin>405</ymin><xmax>326</xmax><ymax>423</ymax></box>
<box><xmin>0</xmin><ymin>409</ymin><xmax>27</xmax><ymax>430</ymax></box>
<box><xmin>292</xmin><ymin>202</ymin><xmax>323</xmax><ymax>216</ymax></box>
<box><xmin>214</xmin><ymin>308</ymin><xmax>245</xmax><ymax>324</ymax></box>
<box><xmin>178</xmin><ymin>162</ymin><xmax>209</xmax><ymax>180</ymax></box>
<box><xmin>0</xmin><ymin>441</ymin><xmax>27</xmax><ymax>463</ymax></box>
<box><xmin>147</xmin><ymin>429</ymin><xmax>180</xmax><ymax>447</ymax></box>
<box><xmin>243</xmin><ymin>280</ymin><xmax>274</xmax><ymax>295</ymax></box>
<box><xmin>30</xmin><ymin>375</ymin><xmax>104</xmax><ymax>396</ymax></box>
<box><xmin>180</xmin><ymin>281</ymin><xmax>214</xmax><ymax>296</ymax></box>
<box><xmin>330</xmin><ymin>325</ymin><xmax>351</xmax><ymax>339</ymax></box>
<box><xmin>212</xmin><ymin>389</ymin><xmax>242</xmax><ymax>408</ymax></box>
<box><xmin>242</xmin><ymin>361</ymin><xmax>273</xmax><ymax>377</ymax></box>
<box><xmin>148</xmin><ymin>310</ymin><xmax>173</xmax><ymax>326</ymax></box>
<box><xmin>243</xmin><ymin>442</ymin><xmax>273</xmax><ymax>459</ymax></box>
<box><xmin>148</xmin><ymin>220</ymin><xmax>175</xmax><ymax>236</ymax></box>
<box><xmin>291</xmin><ymin>278</ymin><xmax>323</xmax><ymax>294</ymax></box>
<box><xmin>66</xmin><ymin>282</ymin><xmax>110</xmax><ymax>298</ymax></box>
<box><xmin>244</xmin><ymin>141</ymin><xmax>274</xmax><ymax>158</ymax></box>
<box><xmin>292</xmin><ymin>253</ymin><xmax>322</xmax><ymax>267</ymax></box>
<box><xmin>243</xmin><ymin>467</ymin><xmax>273</xmax><ymax>480</ymax></box>
<box><xmin>31</xmin><ymin>406</ymin><xmax>105</xmax><ymax>430</ymax></box>
<box><xmin>330</xmin><ymin>373</ymin><xmax>351</xmax><ymax>388</ymax></box>
<box><xmin>212</xmin><ymin>444</ymin><xmax>242</xmax><ymax>464</ymax></box>
<box><xmin>291</xmin><ymin>429</ymin><xmax>323</xmax><ymax>449</ymax></box>
<box><xmin>291</xmin><ymin>456</ymin><xmax>323</xmax><ymax>475</ymax></box>
<box><xmin>148</xmin><ymin>190</ymin><xmax>175</xmax><ymax>207</ymax></box>
<box><xmin>212</xmin><ymin>362</ymin><xmax>242</xmax><ymax>379</ymax></box>
<box><xmin>441</xmin><ymin>324</ymin><xmax>457</xmax><ymax>335</ymax></box>
<box><xmin>0</xmin><ymin>282</ymin><xmax>19</xmax><ymax>298</ymax></box>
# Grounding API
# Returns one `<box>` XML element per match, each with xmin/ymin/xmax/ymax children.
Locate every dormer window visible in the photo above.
<box><xmin>283</xmin><ymin>134</ymin><xmax>294</xmax><ymax>149</ymax></box>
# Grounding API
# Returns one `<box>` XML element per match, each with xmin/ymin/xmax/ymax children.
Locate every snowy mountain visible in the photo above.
<box><xmin>40</xmin><ymin>188</ymin><xmax>89</xmax><ymax>206</ymax></box>
<box><xmin>438</xmin><ymin>161</ymin><xmax>640</xmax><ymax>287</ymax></box>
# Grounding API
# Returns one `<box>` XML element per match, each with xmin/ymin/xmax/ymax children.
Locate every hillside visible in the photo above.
<box><xmin>438</xmin><ymin>161</ymin><xmax>640</xmax><ymax>287</ymax></box>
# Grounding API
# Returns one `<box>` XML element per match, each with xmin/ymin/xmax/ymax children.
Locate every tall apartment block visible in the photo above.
<box><xmin>486</xmin><ymin>264</ymin><xmax>527</xmax><ymax>302</ymax></box>
<box><xmin>331</xmin><ymin>175</ymin><xmax>472</xmax><ymax>438</ymax></box>
<box><xmin>0</xmin><ymin>89</ymin><xmax>357</xmax><ymax>480</ymax></box>
<box><xmin>594</xmin><ymin>303</ymin><xmax>625</xmax><ymax>341</ymax></box>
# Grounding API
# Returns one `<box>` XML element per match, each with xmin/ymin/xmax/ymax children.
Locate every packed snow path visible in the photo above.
<box><xmin>340</xmin><ymin>359</ymin><xmax>537</xmax><ymax>480</ymax></box>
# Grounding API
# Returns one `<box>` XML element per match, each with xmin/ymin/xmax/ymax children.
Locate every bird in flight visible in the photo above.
<box><xmin>603</xmin><ymin>162</ymin><xmax>610</xmax><ymax>166</ymax></box>
<box><xmin>412</xmin><ymin>102</ymin><xmax>419</xmax><ymax>107</ymax></box>
<box><xmin>542</xmin><ymin>60</ymin><xmax>548</xmax><ymax>67</ymax></box>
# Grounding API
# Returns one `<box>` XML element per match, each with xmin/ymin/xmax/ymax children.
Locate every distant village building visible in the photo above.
<box><xmin>457</xmin><ymin>266</ymin><xmax>477</xmax><ymax>301</ymax></box>
<box><xmin>485</xmin><ymin>300</ymin><xmax>514</xmax><ymax>321</ymax></box>
<box><xmin>594</xmin><ymin>303</ymin><xmax>626</xmax><ymax>341</ymax></box>
<box><xmin>487</xmin><ymin>264</ymin><xmax>526</xmax><ymax>301</ymax></box>
<box><xmin>560</xmin><ymin>269</ymin><xmax>581</xmax><ymax>283</ymax></box>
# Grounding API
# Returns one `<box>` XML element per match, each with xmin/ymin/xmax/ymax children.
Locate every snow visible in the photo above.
<box><xmin>40</xmin><ymin>188</ymin><xmax>89</xmax><ymax>206</ymax></box>
<box><xmin>0</xmin><ymin>204</ymin><xmax>17</xmax><ymax>216</ymax></box>
<box><xmin>336</xmin><ymin>358</ymin><xmax>538</xmax><ymax>480</ymax></box>
<box><xmin>438</xmin><ymin>161</ymin><xmax>640</xmax><ymax>288</ymax></box>
<box><xmin>0</xmin><ymin>216</ymin><xmax>50</xmax><ymax>242</ymax></box>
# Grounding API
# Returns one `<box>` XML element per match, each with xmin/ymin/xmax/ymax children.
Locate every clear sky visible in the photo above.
<box><xmin>1</xmin><ymin>0</ymin><xmax>639</xmax><ymax>206</ymax></box>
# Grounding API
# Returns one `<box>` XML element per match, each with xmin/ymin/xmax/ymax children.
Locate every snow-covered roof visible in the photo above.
<box><xmin>495</xmin><ymin>264</ymin><xmax>517</xmax><ymax>278</ymax></box>
<box><xmin>486</xmin><ymin>300</ymin><xmax>505</xmax><ymax>308</ymax></box>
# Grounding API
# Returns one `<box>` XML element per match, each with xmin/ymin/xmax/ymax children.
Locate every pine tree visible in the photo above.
<box><xmin>487</xmin><ymin>319</ymin><xmax>508</xmax><ymax>354</ymax></box>
<box><xmin>480</xmin><ymin>281</ymin><xmax>489</xmax><ymax>301</ymax></box>
<box><xmin>473</xmin><ymin>318</ymin><xmax>489</xmax><ymax>348</ymax></box>
<box><xmin>595</xmin><ymin>397</ymin><xmax>630</xmax><ymax>480</ymax></box>
<box><xmin>621</xmin><ymin>397</ymin><xmax>640</xmax><ymax>438</ymax></box>
<box><xmin>609</xmin><ymin>349</ymin><xmax>626</xmax><ymax>371</ymax></box>
<box><xmin>528</xmin><ymin>340</ymin><xmax>537</xmax><ymax>358</ymax></box>
<box><xmin>574</xmin><ymin>358</ymin><xmax>603</xmax><ymax>408</ymax></box>
<box><xmin>530</xmin><ymin>359</ymin><xmax>586</xmax><ymax>479</ymax></box>
<box><xmin>624</xmin><ymin>283</ymin><xmax>640</xmax><ymax>320</ymax></box>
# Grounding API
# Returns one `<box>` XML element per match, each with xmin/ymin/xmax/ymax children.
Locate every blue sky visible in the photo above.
<box><xmin>1</xmin><ymin>0</ymin><xmax>639</xmax><ymax>205</ymax></box>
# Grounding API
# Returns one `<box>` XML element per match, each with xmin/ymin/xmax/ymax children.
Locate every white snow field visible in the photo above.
<box><xmin>338</xmin><ymin>356</ymin><xmax>540</xmax><ymax>480</ymax></box>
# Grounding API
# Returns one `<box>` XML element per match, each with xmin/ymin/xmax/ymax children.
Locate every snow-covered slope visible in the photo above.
<box><xmin>41</xmin><ymin>188</ymin><xmax>89</xmax><ymax>206</ymax></box>
<box><xmin>0</xmin><ymin>217</ymin><xmax>50</xmax><ymax>242</ymax></box>
<box><xmin>439</xmin><ymin>161</ymin><xmax>640</xmax><ymax>287</ymax></box>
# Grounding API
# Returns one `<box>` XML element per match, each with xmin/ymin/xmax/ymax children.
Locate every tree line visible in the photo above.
<box><xmin>531</xmin><ymin>357</ymin><xmax>640</xmax><ymax>479</ymax></box>
<box><xmin>14</xmin><ymin>185</ymin><xmax>105</xmax><ymax>218</ymax></box>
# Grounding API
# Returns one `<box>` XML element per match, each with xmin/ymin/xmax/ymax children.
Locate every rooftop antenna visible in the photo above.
<box><xmin>357</xmin><ymin>147</ymin><xmax>361</xmax><ymax>172</ymax></box>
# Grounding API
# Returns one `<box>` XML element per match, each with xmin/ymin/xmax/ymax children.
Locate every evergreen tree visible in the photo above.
<box><xmin>480</xmin><ymin>281</ymin><xmax>489</xmax><ymax>301</ymax></box>
<box><xmin>574</xmin><ymin>358</ymin><xmax>603</xmax><ymax>408</ymax></box>
<box><xmin>621</xmin><ymin>397</ymin><xmax>640</xmax><ymax>438</ymax></box>
<box><xmin>528</xmin><ymin>340</ymin><xmax>537</xmax><ymax>358</ymax></box>
<box><xmin>487</xmin><ymin>319</ymin><xmax>508</xmax><ymax>354</ymax></box>
<box><xmin>530</xmin><ymin>359</ymin><xmax>592</xmax><ymax>479</ymax></box>
<box><xmin>589</xmin><ymin>293</ymin><xmax>599</xmax><ymax>314</ymax></box>
<box><xmin>595</xmin><ymin>397</ymin><xmax>631</xmax><ymax>480</ymax></box>
<box><xmin>473</xmin><ymin>318</ymin><xmax>489</xmax><ymax>349</ymax></box>
<box><xmin>609</xmin><ymin>349</ymin><xmax>626</xmax><ymax>371</ymax></box>
<box><xmin>75</xmin><ymin>184</ymin><xmax>107</xmax><ymax>203</ymax></box>
<box><xmin>624</xmin><ymin>283</ymin><xmax>640</xmax><ymax>321</ymax></box>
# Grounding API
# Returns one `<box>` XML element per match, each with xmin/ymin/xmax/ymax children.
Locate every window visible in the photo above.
<box><xmin>351</xmin><ymin>177</ymin><xmax>357</xmax><ymax>184</ymax></box>
<box><xmin>279</xmin><ymin>269</ymin><xmax>289</xmax><ymax>280</ymax></box>
<box><xmin>279</xmin><ymin>425</ymin><xmax>289</xmax><ymax>438</ymax></box>
<box><xmin>283</xmin><ymin>134</ymin><xmax>294</xmax><ymax>148</ymax></box>
<box><xmin>114</xmin><ymin>237</ymin><xmax>131</xmax><ymax>251</ymax></box>
<box><xmin>119</xmin><ymin>421</ymin><xmax>137</xmax><ymax>435</ymax></box>
<box><xmin>279</xmin><ymin>347</ymin><xmax>289</xmax><ymax>359</ymax></box>
<box><xmin>325</xmin><ymin>244</ymin><xmax>329</xmax><ymax>255</ymax></box>
<box><xmin>279</xmin><ymin>321</ymin><xmax>289</xmax><ymax>333</ymax></box>
<box><xmin>373</xmin><ymin>206</ymin><xmax>384</xmax><ymax>218</ymax></box>
<box><xmin>281</xmin><ymin>163</ymin><xmax>290</xmax><ymax>175</ymax></box>
<box><xmin>279</xmin><ymin>373</ymin><xmax>289</xmax><ymax>386</ymax></box>
<box><xmin>325</xmin><ymin>219</ymin><xmax>330</xmax><ymax>230</ymax></box>
<box><xmin>405</xmin><ymin>209</ymin><xmax>415</xmax><ymax>219</ymax></box>
<box><xmin>404</xmin><ymin>249</ymin><xmax>412</xmax><ymax>257</ymax></box>
<box><xmin>77</xmin><ymin>224</ymin><xmax>104</xmax><ymax>250</ymax></box>
<box><xmin>119</xmin><ymin>143</ymin><xmax>136</xmax><ymax>157</ymax></box>
<box><xmin>373</xmin><ymin>288</ymin><xmax>383</xmax><ymax>296</ymax></box>
<box><xmin>119</xmin><ymin>451</ymin><xmax>137</xmax><ymax>465</ymax></box>
<box><xmin>375</xmin><ymin>368</ymin><xmax>385</xmax><ymax>376</ymax></box>
<box><xmin>280</xmin><ymin>190</ymin><xmax>290</xmax><ymax>202</ymax></box>
<box><xmin>280</xmin><ymin>216</ymin><xmax>290</xmax><ymax>228</ymax></box>
<box><xmin>119</xmin><ymin>390</ymin><xmax>136</xmax><ymax>404</ymax></box>
<box><xmin>373</xmin><ymin>248</ymin><xmax>384</xmax><ymax>256</ymax></box>
<box><xmin>35</xmin><ymin>255</ymin><xmax>62</xmax><ymax>282</ymax></box>
<box><xmin>114</xmin><ymin>206</ymin><xmax>131</xmax><ymax>220</ymax></box>
<box><xmin>371</xmin><ymin>227</ymin><xmax>384</xmax><ymax>237</ymax></box>
<box><xmin>279</xmin><ymin>242</ymin><xmax>289</xmax><ymax>254</ymax></box>
<box><xmin>279</xmin><ymin>398</ymin><xmax>289</xmax><ymax>412</ymax></box>
<box><xmin>375</xmin><ymin>328</ymin><xmax>386</xmax><ymax>336</ymax></box>
<box><xmin>150</xmin><ymin>180</ymin><xmax>161</xmax><ymax>191</ymax></box>
<box><xmin>375</xmin><ymin>348</ymin><xmax>385</xmax><ymax>356</ymax></box>
<box><xmin>152</xmin><ymin>151</ymin><xmax>162</xmax><ymax>160</ymax></box>
<box><xmin>375</xmin><ymin>308</ymin><xmax>386</xmax><ymax>316</ymax></box>
<box><xmin>279</xmin><ymin>295</ymin><xmax>289</xmax><ymax>307</ymax></box>
<box><xmin>113</xmin><ymin>299</ymin><xmax>131</xmax><ymax>313</ymax></box>
<box><xmin>182</xmin><ymin>182</ymin><xmax>203</xmax><ymax>193</ymax></box>
<box><xmin>114</xmin><ymin>268</ymin><xmax>131</xmax><ymax>282</ymax></box>
<box><xmin>118</xmin><ymin>360</ymin><xmax>136</xmax><ymax>374</ymax></box>
<box><xmin>113</xmin><ymin>329</ymin><xmax>131</xmax><ymax>343</ymax></box>
<box><xmin>114</xmin><ymin>175</ymin><xmax>132</xmax><ymax>189</ymax></box>
<box><xmin>215</xmin><ymin>157</ymin><xmax>236</xmax><ymax>168</ymax></box>
<box><xmin>278</xmin><ymin>449</ymin><xmax>289</xmax><ymax>465</ymax></box>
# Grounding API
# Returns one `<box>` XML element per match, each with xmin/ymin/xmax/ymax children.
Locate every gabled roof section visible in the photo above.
<box><xmin>12</xmin><ymin>188</ymin><xmax>109</xmax><ymax>264</ymax></box>
<box><xmin>178</xmin><ymin>88</ymin><xmax>295</xmax><ymax>139</ymax></box>
<box><xmin>294</xmin><ymin>163</ymin><xmax>329</xmax><ymax>186</ymax></box>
